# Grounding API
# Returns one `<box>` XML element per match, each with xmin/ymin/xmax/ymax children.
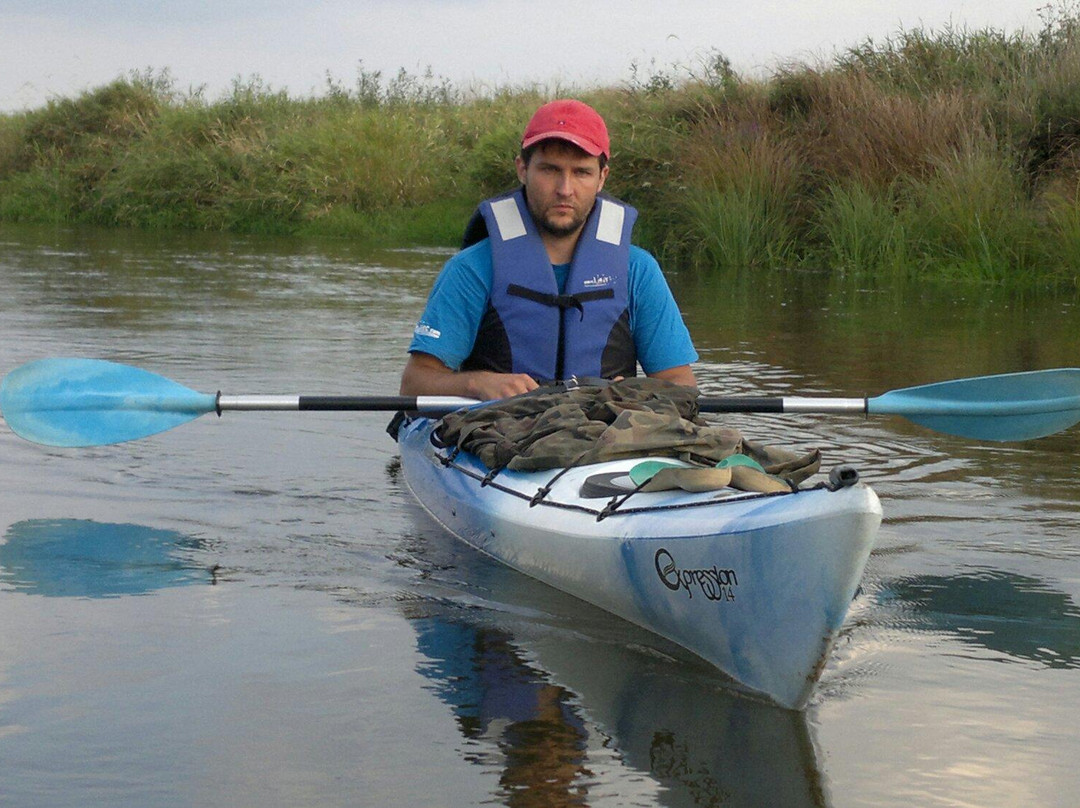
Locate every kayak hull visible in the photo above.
<box><xmin>398</xmin><ymin>416</ymin><xmax>881</xmax><ymax>709</ymax></box>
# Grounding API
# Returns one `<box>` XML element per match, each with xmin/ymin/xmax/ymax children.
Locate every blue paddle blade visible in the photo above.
<box><xmin>868</xmin><ymin>368</ymin><xmax>1080</xmax><ymax>441</ymax></box>
<box><xmin>1</xmin><ymin>358</ymin><xmax>217</xmax><ymax>447</ymax></box>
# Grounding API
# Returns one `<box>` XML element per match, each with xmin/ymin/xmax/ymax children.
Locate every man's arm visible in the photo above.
<box><xmin>401</xmin><ymin>244</ymin><xmax>536</xmax><ymax>400</ymax></box>
<box><xmin>647</xmin><ymin>364</ymin><xmax>697</xmax><ymax>388</ymax></box>
<box><xmin>627</xmin><ymin>248</ymin><xmax>699</xmax><ymax>386</ymax></box>
<box><xmin>400</xmin><ymin>352</ymin><xmax>539</xmax><ymax>400</ymax></box>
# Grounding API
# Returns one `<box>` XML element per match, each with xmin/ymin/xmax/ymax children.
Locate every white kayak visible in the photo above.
<box><xmin>398</xmin><ymin>415</ymin><xmax>882</xmax><ymax>709</ymax></box>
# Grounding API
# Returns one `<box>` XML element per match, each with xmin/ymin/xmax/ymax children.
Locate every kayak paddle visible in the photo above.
<box><xmin>698</xmin><ymin>368</ymin><xmax>1080</xmax><ymax>442</ymax></box>
<box><xmin>0</xmin><ymin>358</ymin><xmax>475</xmax><ymax>448</ymax></box>
<box><xmin>3</xmin><ymin>358</ymin><xmax>1079</xmax><ymax>448</ymax></box>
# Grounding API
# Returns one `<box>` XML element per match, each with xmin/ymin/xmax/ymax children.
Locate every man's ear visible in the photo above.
<box><xmin>597</xmin><ymin>164</ymin><xmax>609</xmax><ymax>192</ymax></box>
<box><xmin>515</xmin><ymin>155</ymin><xmax>528</xmax><ymax>185</ymax></box>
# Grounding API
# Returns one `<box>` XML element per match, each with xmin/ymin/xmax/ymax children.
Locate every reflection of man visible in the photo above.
<box><xmin>401</xmin><ymin>99</ymin><xmax>698</xmax><ymax>400</ymax></box>
<box><xmin>413</xmin><ymin>618</ymin><xmax>589</xmax><ymax>806</ymax></box>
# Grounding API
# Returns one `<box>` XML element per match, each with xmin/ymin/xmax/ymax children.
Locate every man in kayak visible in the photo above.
<box><xmin>400</xmin><ymin>98</ymin><xmax>698</xmax><ymax>399</ymax></box>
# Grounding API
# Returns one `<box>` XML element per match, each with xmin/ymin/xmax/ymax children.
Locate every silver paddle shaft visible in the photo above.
<box><xmin>782</xmin><ymin>397</ymin><xmax>867</xmax><ymax>414</ymax></box>
<box><xmin>219</xmin><ymin>394</ymin><xmax>870</xmax><ymax>415</ymax></box>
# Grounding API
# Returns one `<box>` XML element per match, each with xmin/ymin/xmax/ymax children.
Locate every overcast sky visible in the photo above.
<box><xmin>0</xmin><ymin>1</ymin><xmax>1047</xmax><ymax>112</ymax></box>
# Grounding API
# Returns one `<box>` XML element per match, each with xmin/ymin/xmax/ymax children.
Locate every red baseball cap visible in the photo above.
<box><xmin>521</xmin><ymin>99</ymin><xmax>610</xmax><ymax>159</ymax></box>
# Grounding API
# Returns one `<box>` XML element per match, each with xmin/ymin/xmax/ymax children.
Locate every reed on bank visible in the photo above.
<box><xmin>4</xmin><ymin>6</ymin><xmax>1080</xmax><ymax>285</ymax></box>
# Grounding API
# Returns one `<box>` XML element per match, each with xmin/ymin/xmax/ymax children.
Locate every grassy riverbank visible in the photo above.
<box><xmin>4</xmin><ymin>8</ymin><xmax>1080</xmax><ymax>285</ymax></box>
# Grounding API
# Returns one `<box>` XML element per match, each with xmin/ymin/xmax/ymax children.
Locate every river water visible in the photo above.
<box><xmin>1</xmin><ymin>222</ymin><xmax>1079</xmax><ymax>807</ymax></box>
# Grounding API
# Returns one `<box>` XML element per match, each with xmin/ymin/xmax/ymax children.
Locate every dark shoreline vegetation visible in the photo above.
<box><xmin>5</xmin><ymin>8</ymin><xmax>1080</xmax><ymax>286</ymax></box>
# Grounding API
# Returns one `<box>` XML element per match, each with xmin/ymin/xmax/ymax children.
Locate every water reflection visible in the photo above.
<box><xmin>528</xmin><ymin>629</ymin><xmax>827</xmax><ymax>808</ymax></box>
<box><xmin>677</xmin><ymin>267</ymin><xmax>1080</xmax><ymax>393</ymax></box>
<box><xmin>410</xmin><ymin>613</ymin><xmax>826</xmax><ymax>807</ymax></box>
<box><xmin>879</xmin><ymin>570</ymin><xmax>1080</xmax><ymax>668</ymax></box>
<box><xmin>0</xmin><ymin>519</ymin><xmax>214</xmax><ymax>598</ymax></box>
<box><xmin>415</xmin><ymin>619</ymin><xmax>591</xmax><ymax>807</ymax></box>
<box><xmin>408</xmin><ymin>613</ymin><xmax>820</xmax><ymax>803</ymax></box>
<box><xmin>0</xmin><ymin>223</ymin><xmax>436</xmax><ymax>329</ymax></box>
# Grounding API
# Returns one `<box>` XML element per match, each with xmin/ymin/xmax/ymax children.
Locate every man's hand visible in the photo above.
<box><xmin>460</xmin><ymin>370</ymin><xmax>539</xmax><ymax>400</ymax></box>
<box><xmin>400</xmin><ymin>352</ymin><xmax>538</xmax><ymax>400</ymax></box>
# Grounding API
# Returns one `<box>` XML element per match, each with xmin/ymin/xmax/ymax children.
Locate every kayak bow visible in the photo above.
<box><xmin>397</xmin><ymin>415</ymin><xmax>881</xmax><ymax>709</ymax></box>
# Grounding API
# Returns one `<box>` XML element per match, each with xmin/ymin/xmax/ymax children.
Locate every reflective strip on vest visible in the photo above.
<box><xmin>489</xmin><ymin>197</ymin><xmax>527</xmax><ymax>241</ymax></box>
<box><xmin>595</xmin><ymin>199</ymin><xmax>625</xmax><ymax>245</ymax></box>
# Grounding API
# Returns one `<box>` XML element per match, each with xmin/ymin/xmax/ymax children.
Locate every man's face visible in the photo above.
<box><xmin>515</xmin><ymin>141</ymin><xmax>608</xmax><ymax>239</ymax></box>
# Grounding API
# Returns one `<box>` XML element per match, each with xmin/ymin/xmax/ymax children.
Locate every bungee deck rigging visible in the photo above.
<box><xmin>428</xmin><ymin>426</ymin><xmax>857</xmax><ymax>522</ymax></box>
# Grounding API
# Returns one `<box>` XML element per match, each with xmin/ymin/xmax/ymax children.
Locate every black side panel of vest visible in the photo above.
<box><xmin>600</xmin><ymin>309</ymin><xmax>637</xmax><ymax>378</ymax></box>
<box><xmin>461</xmin><ymin>302</ymin><xmax>513</xmax><ymax>374</ymax></box>
<box><xmin>461</xmin><ymin>208</ymin><xmax>489</xmax><ymax>250</ymax></box>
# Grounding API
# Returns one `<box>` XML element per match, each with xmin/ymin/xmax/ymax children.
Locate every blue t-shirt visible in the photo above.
<box><xmin>409</xmin><ymin>239</ymin><xmax>698</xmax><ymax>374</ymax></box>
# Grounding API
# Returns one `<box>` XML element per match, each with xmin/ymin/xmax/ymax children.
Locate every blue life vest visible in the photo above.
<box><xmin>461</xmin><ymin>188</ymin><xmax>638</xmax><ymax>381</ymax></box>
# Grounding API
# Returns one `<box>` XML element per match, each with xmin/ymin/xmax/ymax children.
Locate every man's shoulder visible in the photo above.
<box><xmin>427</xmin><ymin>239</ymin><xmax>495</xmax><ymax>304</ymax></box>
<box><xmin>444</xmin><ymin>238</ymin><xmax>492</xmax><ymax>270</ymax></box>
<box><xmin>628</xmin><ymin>244</ymin><xmax>662</xmax><ymax>274</ymax></box>
<box><xmin>450</xmin><ymin>237</ymin><xmax>493</xmax><ymax>264</ymax></box>
<box><xmin>439</xmin><ymin>238</ymin><xmax>494</xmax><ymax>281</ymax></box>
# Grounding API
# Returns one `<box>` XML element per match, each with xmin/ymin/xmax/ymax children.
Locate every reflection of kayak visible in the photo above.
<box><xmin>413</xmin><ymin>614</ymin><xmax>829</xmax><ymax>807</ymax></box>
<box><xmin>398</xmin><ymin>415</ymin><xmax>882</xmax><ymax>710</ymax></box>
<box><xmin>519</xmin><ymin>618</ymin><xmax>830</xmax><ymax>806</ymax></box>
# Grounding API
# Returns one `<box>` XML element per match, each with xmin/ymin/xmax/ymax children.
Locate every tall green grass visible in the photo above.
<box><xmin>678</xmin><ymin>134</ymin><xmax>801</xmax><ymax>269</ymax></box>
<box><xmin>6</xmin><ymin>7</ymin><xmax>1080</xmax><ymax>285</ymax></box>
<box><xmin>901</xmin><ymin>138</ymin><xmax>1037</xmax><ymax>281</ymax></box>
<box><xmin>815</xmin><ymin>181</ymin><xmax>907</xmax><ymax>275</ymax></box>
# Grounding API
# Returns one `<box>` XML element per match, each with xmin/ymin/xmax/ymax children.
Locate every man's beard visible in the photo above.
<box><xmin>533</xmin><ymin>205</ymin><xmax>589</xmax><ymax>238</ymax></box>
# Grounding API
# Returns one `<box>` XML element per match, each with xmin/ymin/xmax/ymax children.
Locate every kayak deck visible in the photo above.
<box><xmin>399</xmin><ymin>416</ymin><xmax>882</xmax><ymax>709</ymax></box>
